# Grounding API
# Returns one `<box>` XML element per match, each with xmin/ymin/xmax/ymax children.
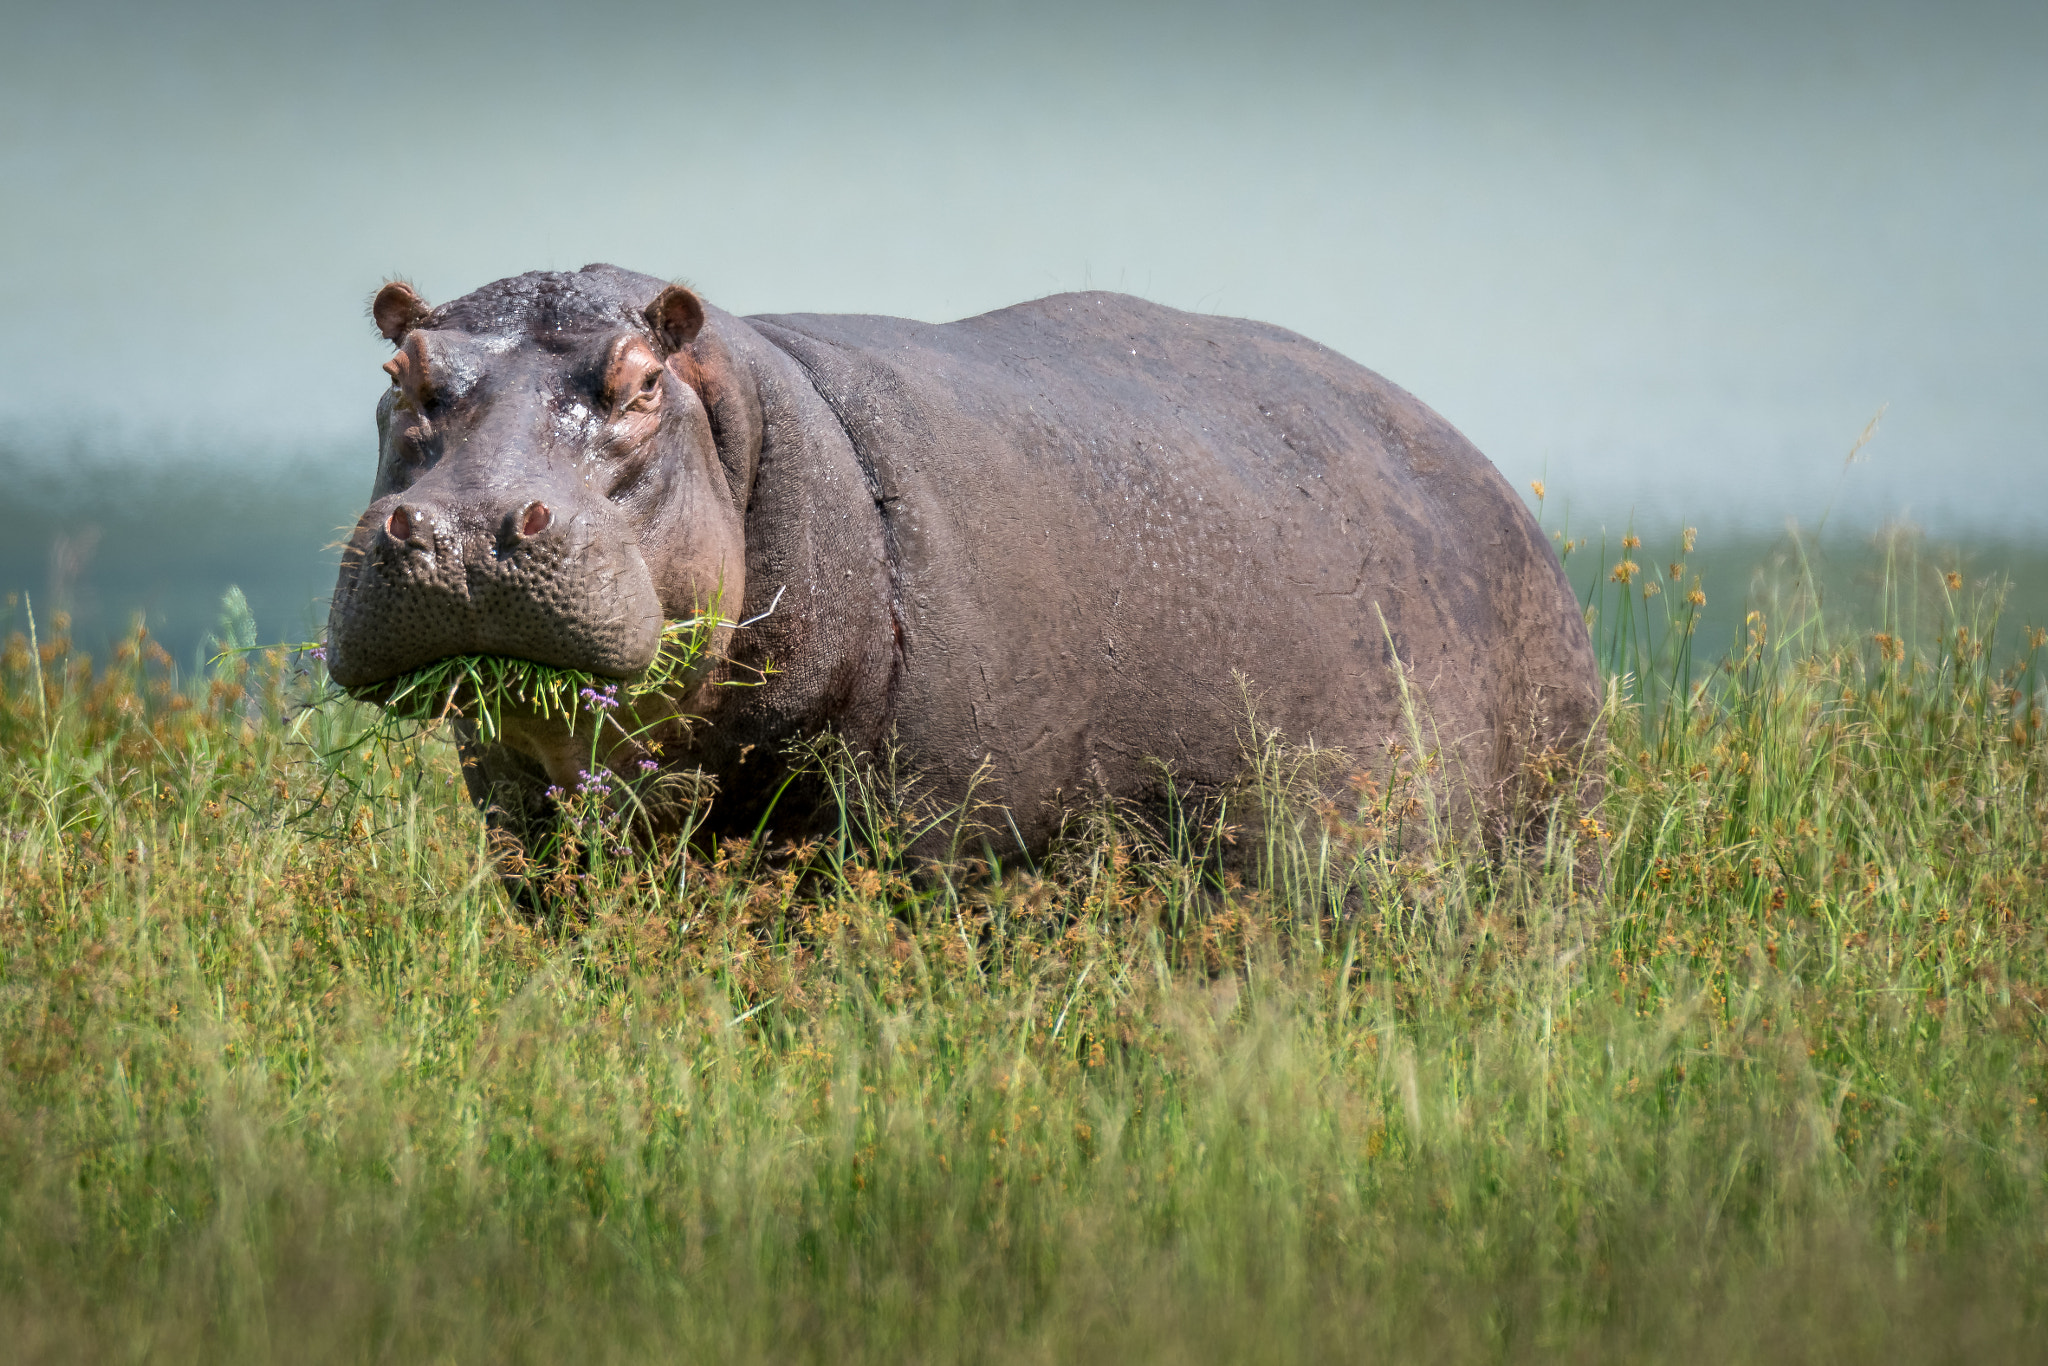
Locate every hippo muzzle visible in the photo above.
<box><xmin>324</xmin><ymin>481</ymin><xmax>664</xmax><ymax>691</ymax></box>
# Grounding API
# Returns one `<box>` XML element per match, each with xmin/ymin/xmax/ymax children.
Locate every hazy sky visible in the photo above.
<box><xmin>3</xmin><ymin>0</ymin><xmax>2043</xmax><ymax>534</ymax></box>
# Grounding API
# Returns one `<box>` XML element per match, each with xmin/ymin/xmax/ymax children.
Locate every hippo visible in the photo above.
<box><xmin>326</xmin><ymin>264</ymin><xmax>1600</xmax><ymax>889</ymax></box>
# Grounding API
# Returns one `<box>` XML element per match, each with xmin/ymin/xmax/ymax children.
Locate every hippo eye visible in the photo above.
<box><xmin>624</xmin><ymin>368</ymin><xmax>663</xmax><ymax>413</ymax></box>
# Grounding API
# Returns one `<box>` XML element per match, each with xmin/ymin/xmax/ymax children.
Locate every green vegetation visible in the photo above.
<box><xmin>318</xmin><ymin>583</ymin><xmax>776</xmax><ymax>750</ymax></box>
<box><xmin>2</xmin><ymin>531</ymin><xmax>2044</xmax><ymax>1363</ymax></box>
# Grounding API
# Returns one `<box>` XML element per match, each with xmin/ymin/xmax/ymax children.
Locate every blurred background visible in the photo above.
<box><xmin>3</xmin><ymin>0</ymin><xmax>2043</xmax><ymax>666</ymax></box>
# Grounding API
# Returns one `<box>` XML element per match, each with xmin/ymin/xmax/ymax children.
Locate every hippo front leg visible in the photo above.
<box><xmin>453</xmin><ymin>722</ymin><xmax>570</xmax><ymax>918</ymax></box>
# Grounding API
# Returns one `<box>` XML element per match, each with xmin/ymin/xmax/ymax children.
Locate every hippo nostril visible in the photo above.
<box><xmin>386</xmin><ymin>505</ymin><xmax>415</xmax><ymax>543</ymax></box>
<box><xmin>518</xmin><ymin>501</ymin><xmax>552</xmax><ymax>538</ymax></box>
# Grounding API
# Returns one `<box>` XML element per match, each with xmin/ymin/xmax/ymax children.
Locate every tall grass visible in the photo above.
<box><xmin>1</xmin><ymin>533</ymin><xmax>2044</xmax><ymax>1362</ymax></box>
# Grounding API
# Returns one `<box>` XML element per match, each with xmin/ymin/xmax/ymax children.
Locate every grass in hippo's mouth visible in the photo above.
<box><xmin>312</xmin><ymin>588</ymin><xmax>780</xmax><ymax>750</ymax></box>
<box><xmin>357</xmin><ymin>617</ymin><xmax>714</xmax><ymax>740</ymax></box>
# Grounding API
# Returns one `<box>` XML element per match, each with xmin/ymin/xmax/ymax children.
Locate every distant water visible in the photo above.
<box><xmin>0</xmin><ymin>442</ymin><xmax>362</xmax><ymax>669</ymax></box>
<box><xmin>10</xmin><ymin>437</ymin><xmax>2046</xmax><ymax>674</ymax></box>
<box><xmin>3</xmin><ymin>0</ymin><xmax>2044</xmax><ymax>660</ymax></box>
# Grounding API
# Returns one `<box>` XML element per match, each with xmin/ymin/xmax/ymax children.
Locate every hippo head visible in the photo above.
<box><xmin>325</xmin><ymin>266</ymin><xmax>746</xmax><ymax>722</ymax></box>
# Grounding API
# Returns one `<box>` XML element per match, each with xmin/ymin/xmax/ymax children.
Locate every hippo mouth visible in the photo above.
<box><xmin>336</xmin><ymin>616</ymin><xmax>722</xmax><ymax>741</ymax></box>
<box><xmin>322</xmin><ymin>481</ymin><xmax>676</xmax><ymax>694</ymax></box>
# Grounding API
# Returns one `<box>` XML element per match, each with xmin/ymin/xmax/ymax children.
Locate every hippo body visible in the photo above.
<box><xmin>328</xmin><ymin>265</ymin><xmax>1599</xmax><ymax>874</ymax></box>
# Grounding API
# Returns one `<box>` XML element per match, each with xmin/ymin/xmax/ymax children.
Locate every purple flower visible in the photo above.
<box><xmin>306</xmin><ymin>646</ymin><xmax>327</xmax><ymax>664</ymax></box>
<box><xmin>578</xmin><ymin>684</ymin><xmax>621</xmax><ymax>712</ymax></box>
<box><xmin>637</xmin><ymin>759</ymin><xmax>659</xmax><ymax>773</ymax></box>
<box><xmin>545</xmin><ymin>785</ymin><xmax>565</xmax><ymax>800</ymax></box>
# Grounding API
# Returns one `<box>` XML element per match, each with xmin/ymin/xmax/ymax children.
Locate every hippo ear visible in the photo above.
<box><xmin>645</xmin><ymin>285</ymin><xmax>705</xmax><ymax>355</ymax></box>
<box><xmin>371</xmin><ymin>281</ymin><xmax>430</xmax><ymax>345</ymax></box>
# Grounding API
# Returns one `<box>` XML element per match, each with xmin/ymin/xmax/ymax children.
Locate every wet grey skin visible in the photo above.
<box><xmin>327</xmin><ymin>264</ymin><xmax>1602</xmax><ymax>900</ymax></box>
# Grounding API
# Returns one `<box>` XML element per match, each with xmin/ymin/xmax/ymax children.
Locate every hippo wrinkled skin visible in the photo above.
<box><xmin>328</xmin><ymin>264</ymin><xmax>1600</xmax><ymax>888</ymax></box>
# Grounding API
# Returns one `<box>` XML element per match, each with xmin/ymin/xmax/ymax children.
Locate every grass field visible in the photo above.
<box><xmin>2</xmin><ymin>530</ymin><xmax>2045</xmax><ymax>1363</ymax></box>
